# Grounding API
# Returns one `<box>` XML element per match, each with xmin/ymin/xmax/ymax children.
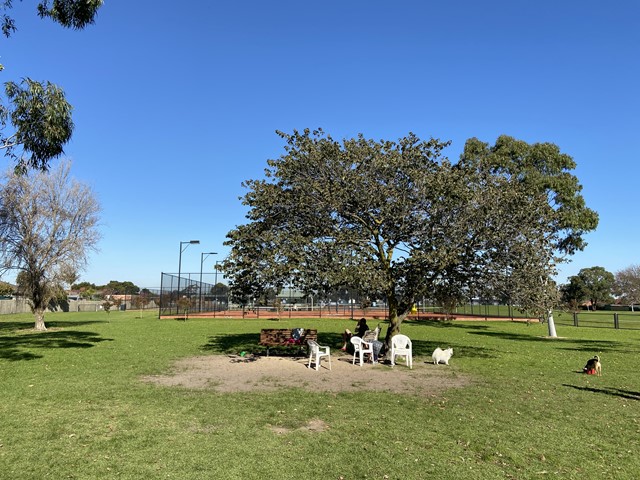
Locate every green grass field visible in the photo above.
<box><xmin>1</xmin><ymin>310</ymin><xmax>639</xmax><ymax>479</ymax></box>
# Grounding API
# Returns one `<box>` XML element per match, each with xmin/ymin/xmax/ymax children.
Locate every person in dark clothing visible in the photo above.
<box><xmin>341</xmin><ymin>318</ymin><xmax>369</xmax><ymax>351</ymax></box>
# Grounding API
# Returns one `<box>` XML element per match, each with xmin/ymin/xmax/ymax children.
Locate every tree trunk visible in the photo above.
<box><xmin>34</xmin><ymin>309</ymin><xmax>47</xmax><ymax>331</ymax></box>
<box><xmin>546</xmin><ymin>310</ymin><xmax>557</xmax><ymax>337</ymax></box>
<box><xmin>383</xmin><ymin>294</ymin><xmax>409</xmax><ymax>348</ymax></box>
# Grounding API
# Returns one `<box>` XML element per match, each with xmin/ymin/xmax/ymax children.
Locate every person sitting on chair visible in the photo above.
<box><xmin>341</xmin><ymin>318</ymin><xmax>369</xmax><ymax>351</ymax></box>
<box><xmin>361</xmin><ymin>324</ymin><xmax>384</xmax><ymax>363</ymax></box>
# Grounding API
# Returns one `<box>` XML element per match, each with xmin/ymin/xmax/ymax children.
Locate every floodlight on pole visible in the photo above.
<box><xmin>214</xmin><ymin>260</ymin><xmax>221</xmax><ymax>318</ymax></box>
<box><xmin>199</xmin><ymin>252</ymin><xmax>217</xmax><ymax>311</ymax></box>
<box><xmin>177</xmin><ymin>240</ymin><xmax>200</xmax><ymax>314</ymax></box>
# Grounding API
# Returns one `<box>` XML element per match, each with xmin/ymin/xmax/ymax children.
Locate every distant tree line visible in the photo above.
<box><xmin>560</xmin><ymin>265</ymin><xmax>640</xmax><ymax>311</ymax></box>
<box><xmin>0</xmin><ymin>277</ymin><xmax>149</xmax><ymax>303</ymax></box>
<box><xmin>70</xmin><ymin>280</ymin><xmax>145</xmax><ymax>299</ymax></box>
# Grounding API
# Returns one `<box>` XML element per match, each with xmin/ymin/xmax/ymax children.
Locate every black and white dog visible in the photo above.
<box><xmin>583</xmin><ymin>355</ymin><xmax>602</xmax><ymax>376</ymax></box>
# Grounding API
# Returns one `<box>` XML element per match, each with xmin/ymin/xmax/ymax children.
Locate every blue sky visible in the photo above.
<box><xmin>3</xmin><ymin>0</ymin><xmax>639</xmax><ymax>289</ymax></box>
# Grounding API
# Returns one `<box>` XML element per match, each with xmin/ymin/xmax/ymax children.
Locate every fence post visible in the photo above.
<box><xmin>573</xmin><ymin>312</ymin><xmax>579</xmax><ymax>327</ymax></box>
<box><xmin>614</xmin><ymin>313</ymin><xmax>619</xmax><ymax>329</ymax></box>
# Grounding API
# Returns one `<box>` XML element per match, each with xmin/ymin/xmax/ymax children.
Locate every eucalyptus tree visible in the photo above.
<box><xmin>223</xmin><ymin>129</ymin><xmax>597</xmax><ymax>344</ymax></box>
<box><xmin>459</xmin><ymin>136</ymin><xmax>599</xmax><ymax>336</ymax></box>
<box><xmin>0</xmin><ymin>161</ymin><xmax>101</xmax><ymax>330</ymax></box>
<box><xmin>1</xmin><ymin>0</ymin><xmax>103</xmax><ymax>36</ymax></box>
<box><xmin>614</xmin><ymin>264</ymin><xmax>640</xmax><ymax>311</ymax></box>
<box><xmin>1</xmin><ymin>0</ymin><xmax>103</xmax><ymax>172</ymax></box>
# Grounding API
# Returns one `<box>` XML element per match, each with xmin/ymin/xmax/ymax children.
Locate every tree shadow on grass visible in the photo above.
<box><xmin>563</xmin><ymin>384</ymin><xmax>640</xmax><ymax>401</ymax></box>
<box><xmin>468</xmin><ymin>330</ymin><xmax>626</xmax><ymax>352</ymax></box>
<box><xmin>201</xmin><ymin>333</ymin><xmax>496</xmax><ymax>360</ymax></box>
<box><xmin>203</xmin><ymin>332</ymin><xmax>354</xmax><ymax>356</ymax></box>
<box><xmin>0</xmin><ymin>320</ymin><xmax>107</xmax><ymax>332</ymax></box>
<box><xmin>556</xmin><ymin>342</ymin><xmax>640</xmax><ymax>354</ymax></box>
<box><xmin>0</xmin><ymin>329</ymin><xmax>113</xmax><ymax>361</ymax></box>
<box><xmin>411</xmin><ymin>340</ymin><xmax>497</xmax><ymax>360</ymax></box>
<box><xmin>468</xmin><ymin>331</ymin><xmax>558</xmax><ymax>343</ymax></box>
<box><xmin>405</xmin><ymin>320</ymin><xmax>492</xmax><ymax>330</ymax></box>
<box><xmin>202</xmin><ymin>333</ymin><xmax>261</xmax><ymax>355</ymax></box>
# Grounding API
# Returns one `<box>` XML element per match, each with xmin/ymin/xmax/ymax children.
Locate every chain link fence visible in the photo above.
<box><xmin>157</xmin><ymin>273</ymin><xmax>541</xmax><ymax>321</ymax></box>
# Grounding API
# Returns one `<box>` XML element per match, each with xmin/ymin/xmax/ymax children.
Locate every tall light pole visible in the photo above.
<box><xmin>199</xmin><ymin>252</ymin><xmax>217</xmax><ymax>312</ymax></box>
<box><xmin>213</xmin><ymin>260</ymin><xmax>220</xmax><ymax>318</ymax></box>
<box><xmin>177</xmin><ymin>240</ymin><xmax>199</xmax><ymax>314</ymax></box>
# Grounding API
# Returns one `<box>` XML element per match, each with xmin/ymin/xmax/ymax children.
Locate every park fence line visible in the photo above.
<box><xmin>553</xmin><ymin>311</ymin><xmax>640</xmax><ymax>330</ymax></box>
<box><xmin>159</xmin><ymin>271</ymin><xmax>545</xmax><ymax>319</ymax></box>
<box><xmin>2</xmin><ymin>292</ymin><xmax>638</xmax><ymax>331</ymax></box>
<box><xmin>161</xmin><ymin>306</ymin><xmax>640</xmax><ymax>331</ymax></box>
<box><xmin>157</xmin><ymin>272</ymin><xmax>640</xmax><ymax>330</ymax></box>
<box><xmin>0</xmin><ymin>298</ymin><xmax>106</xmax><ymax>314</ymax></box>
<box><xmin>0</xmin><ymin>296</ymin><xmax>158</xmax><ymax>315</ymax></box>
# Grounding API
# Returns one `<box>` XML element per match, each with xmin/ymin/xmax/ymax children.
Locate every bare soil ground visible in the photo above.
<box><xmin>141</xmin><ymin>352</ymin><xmax>472</xmax><ymax>395</ymax></box>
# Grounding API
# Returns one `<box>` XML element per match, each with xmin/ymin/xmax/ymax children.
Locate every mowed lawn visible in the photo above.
<box><xmin>1</xmin><ymin>311</ymin><xmax>639</xmax><ymax>479</ymax></box>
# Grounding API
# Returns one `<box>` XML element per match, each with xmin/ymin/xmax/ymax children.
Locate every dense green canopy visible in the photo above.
<box><xmin>223</xmin><ymin>129</ymin><xmax>598</xmax><ymax>344</ymax></box>
<box><xmin>562</xmin><ymin>266</ymin><xmax>614</xmax><ymax>310</ymax></box>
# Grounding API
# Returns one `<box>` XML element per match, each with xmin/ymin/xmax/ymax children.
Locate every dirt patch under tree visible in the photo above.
<box><xmin>141</xmin><ymin>352</ymin><xmax>471</xmax><ymax>395</ymax></box>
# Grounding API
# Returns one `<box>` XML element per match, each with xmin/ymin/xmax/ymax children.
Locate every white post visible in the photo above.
<box><xmin>547</xmin><ymin>309</ymin><xmax>557</xmax><ymax>337</ymax></box>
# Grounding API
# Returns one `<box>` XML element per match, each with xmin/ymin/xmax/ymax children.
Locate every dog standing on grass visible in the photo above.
<box><xmin>432</xmin><ymin>347</ymin><xmax>454</xmax><ymax>365</ymax></box>
<box><xmin>583</xmin><ymin>355</ymin><xmax>602</xmax><ymax>376</ymax></box>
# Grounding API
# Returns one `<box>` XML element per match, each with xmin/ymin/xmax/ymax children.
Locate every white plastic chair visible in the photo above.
<box><xmin>390</xmin><ymin>334</ymin><xmax>413</xmax><ymax>369</ymax></box>
<box><xmin>307</xmin><ymin>340</ymin><xmax>331</xmax><ymax>371</ymax></box>
<box><xmin>351</xmin><ymin>336</ymin><xmax>374</xmax><ymax>366</ymax></box>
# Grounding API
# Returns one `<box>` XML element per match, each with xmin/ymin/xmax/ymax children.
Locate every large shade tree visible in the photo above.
<box><xmin>1</xmin><ymin>0</ymin><xmax>103</xmax><ymax>172</ymax></box>
<box><xmin>0</xmin><ymin>161</ymin><xmax>101</xmax><ymax>330</ymax></box>
<box><xmin>223</xmin><ymin>129</ymin><xmax>598</xmax><ymax>344</ymax></box>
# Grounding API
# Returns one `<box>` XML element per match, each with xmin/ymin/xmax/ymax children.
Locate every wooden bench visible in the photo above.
<box><xmin>259</xmin><ymin>328</ymin><xmax>318</xmax><ymax>356</ymax></box>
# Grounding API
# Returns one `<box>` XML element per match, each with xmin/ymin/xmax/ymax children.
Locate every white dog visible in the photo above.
<box><xmin>432</xmin><ymin>347</ymin><xmax>453</xmax><ymax>365</ymax></box>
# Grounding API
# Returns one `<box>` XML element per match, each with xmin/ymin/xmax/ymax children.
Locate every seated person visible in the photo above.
<box><xmin>341</xmin><ymin>318</ymin><xmax>369</xmax><ymax>351</ymax></box>
<box><xmin>362</xmin><ymin>325</ymin><xmax>384</xmax><ymax>363</ymax></box>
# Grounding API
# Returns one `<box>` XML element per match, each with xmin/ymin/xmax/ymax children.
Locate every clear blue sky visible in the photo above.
<box><xmin>3</xmin><ymin>0</ymin><xmax>639</xmax><ymax>289</ymax></box>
